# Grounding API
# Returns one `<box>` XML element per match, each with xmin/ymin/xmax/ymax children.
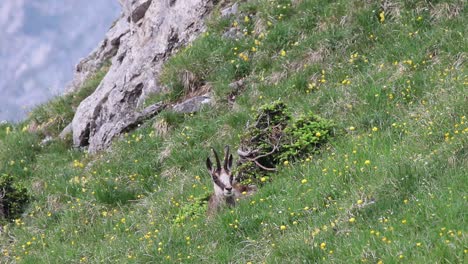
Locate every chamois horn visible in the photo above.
<box><xmin>212</xmin><ymin>148</ymin><xmax>221</xmax><ymax>171</ymax></box>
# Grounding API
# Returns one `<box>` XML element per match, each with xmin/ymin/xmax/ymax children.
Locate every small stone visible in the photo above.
<box><xmin>59</xmin><ymin>123</ymin><xmax>73</xmax><ymax>139</ymax></box>
<box><xmin>220</xmin><ymin>3</ymin><xmax>238</xmax><ymax>18</ymax></box>
<box><xmin>172</xmin><ymin>94</ymin><xmax>212</xmax><ymax>113</ymax></box>
<box><xmin>228</xmin><ymin>79</ymin><xmax>244</xmax><ymax>90</ymax></box>
<box><xmin>40</xmin><ymin>136</ymin><xmax>53</xmax><ymax>146</ymax></box>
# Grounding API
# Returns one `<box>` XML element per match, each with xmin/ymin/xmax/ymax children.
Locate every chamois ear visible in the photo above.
<box><xmin>227</xmin><ymin>154</ymin><xmax>233</xmax><ymax>171</ymax></box>
<box><xmin>206</xmin><ymin>157</ymin><xmax>214</xmax><ymax>174</ymax></box>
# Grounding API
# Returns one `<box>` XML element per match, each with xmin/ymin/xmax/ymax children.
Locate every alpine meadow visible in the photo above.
<box><xmin>0</xmin><ymin>0</ymin><xmax>467</xmax><ymax>263</ymax></box>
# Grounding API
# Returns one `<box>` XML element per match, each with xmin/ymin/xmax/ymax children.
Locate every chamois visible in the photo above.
<box><xmin>206</xmin><ymin>146</ymin><xmax>256</xmax><ymax>216</ymax></box>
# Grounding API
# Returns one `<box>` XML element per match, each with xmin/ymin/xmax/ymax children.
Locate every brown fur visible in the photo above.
<box><xmin>207</xmin><ymin>183</ymin><xmax>256</xmax><ymax>217</ymax></box>
<box><xmin>206</xmin><ymin>147</ymin><xmax>257</xmax><ymax>217</ymax></box>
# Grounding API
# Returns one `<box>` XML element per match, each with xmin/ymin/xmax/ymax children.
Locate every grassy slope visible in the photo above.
<box><xmin>1</xmin><ymin>0</ymin><xmax>467</xmax><ymax>263</ymax></box>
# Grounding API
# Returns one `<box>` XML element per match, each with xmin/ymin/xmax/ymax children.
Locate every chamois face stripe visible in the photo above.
<box><xmin>207</xmin><ymin>147</ymin><xmax>236</xmax><ymax>198</ymax></box>
<box><xmin>213</xmin><ymin>176</ymin><xmax>226</xmax><ymax>190</ymax></box>
<box><xmin>214</xmin><ymin>172</ymin><xmax>233</xmax><ymax>188</ymax></box>
<box><xmin>206</xmin><ymin>146</ymin><xmax>258</xmax><ymax>216</ymax></box>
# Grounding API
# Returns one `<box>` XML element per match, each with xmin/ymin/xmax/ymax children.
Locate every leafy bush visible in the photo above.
<box><xmin>173</xmin><ymin>193</ymin><xmax>210</xmax><ymax>225</ymax></box>
<box><xmin>237</xmin><ymin>101</ymin><xmax>333</xmax><ymax>183</ymax></box>
<box><xmin>237</xmin><ymin>101</ymin><xmax>290</xmax><ymax>182</ymax></box>
<box><xmin>0</xmin><ymin>174</ymin><xmax>29</xmax><ymax>223</ymax></box>
<box><xmin>279</xmin><ymin>113</ymin><xmax>334</xmax><ymax>161</ymax></box>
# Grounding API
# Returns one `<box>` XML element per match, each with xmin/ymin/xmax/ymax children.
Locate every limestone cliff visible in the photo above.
<box><xmin>69</xmin><ymin>0</ymin><xmax>215</xmax><ymax>153</ymax></box>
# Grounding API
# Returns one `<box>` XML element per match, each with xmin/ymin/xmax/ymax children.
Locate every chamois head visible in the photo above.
<box><xmin>206</xmin><ymin>146</ymin><xmax>234</xmax><ymax>197</ymax></box>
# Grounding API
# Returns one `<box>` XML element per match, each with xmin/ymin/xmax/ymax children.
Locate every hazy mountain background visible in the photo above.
<box><xmin>0</xmin><ymin>0</ymin><xmax>120</xmax><ymax>122</ymax></box>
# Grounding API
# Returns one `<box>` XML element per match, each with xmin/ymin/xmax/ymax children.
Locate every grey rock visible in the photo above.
<box><xmin>228</xmin><ymin>79</ymin><xmax>245</xmax><ymax>90</ymax></box>
<box><xmin>78</xmin><ymin>102</ymin><xmax>166</xmax><ymax>152</ymax></box>
<box><xmin>71</xmin><ymin>0</ymin><xmax>214</xmax><ymax>153</ymax></box>
<box><xmin>132</xmin><ymin>102</ymin><xmax>167</xmax><ymax>128</ymax></box>
<box><xmin>221</xmin><ymin>3</ymin><xmax>238</xmax><ymax>18</ymax></box>
<box><xmin>222</xmin><ymin>27</ymin><xmax>242</xmax><ymax>39</ymax></box>
<box><xmin>131</xmin><ymin>0</ymin><xmax>152</xmax><ymax>23</ymax></box>
<box><xmin>59</xmin><ymin>123</ymin><xmax>73</xmax><ymax>139</ymax></box>
<box><xmin>173</xmin><ymin>94</ymin><xmax>212</xmax><ymax>113</ymax></box>
<box><xmin>65</xmin><ymin>15</ymin><xmax>130</xmax><ymax>94</ymax></box>
<box><xmin>40</xmin><ymin>136</ymin><xmax>53</xmax><ymax>146</ymax></box>
<box><xmin>227</xmin><ymin>79</ymin><xmax>245</xmax><ymax>104</ymax></box>
<box><xmin>88</xmin><ymin>102</ymin><xmax>166</xmax><ymax>151</ymax></box>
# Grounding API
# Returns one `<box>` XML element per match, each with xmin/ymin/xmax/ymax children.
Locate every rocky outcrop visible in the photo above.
<box><xmin>65</xmin><ymin>14</ymin><xmax>129</xmax><ymax>94</ymax></box>
<box><xmin>220</xmin><ymin>2</ymin><xmax>238</xmax><ymax>18</ymax></box>
<box><xmin>173</xmin><ymin>94</ymin><xmax>212</xmax><ymax>113</ymax></box>
<box><xmin>71</xmin><ymin>0</ymin><xmax>214</xmax><ymax>153</ymax></box>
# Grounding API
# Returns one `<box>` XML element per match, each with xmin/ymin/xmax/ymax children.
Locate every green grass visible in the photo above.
<box><xmin>24</xmin><ymin>63</ymin><xmax>109</xmax><ymax>137</ymax></box>
<box><xmin>1</xmin><ymin>0</ymin><xmax>467</xmax><ymax>263</ymax></box>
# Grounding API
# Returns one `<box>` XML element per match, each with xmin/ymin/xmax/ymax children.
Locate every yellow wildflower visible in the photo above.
<box><xmin>320</xmin><ymin>242</ymin><xmax>326</xmax><ymax>249</ymax></box>
<box><xmin>379</xmin><ymin>11</ymin><xmax>385</xmax><ymax>22</ymax></box>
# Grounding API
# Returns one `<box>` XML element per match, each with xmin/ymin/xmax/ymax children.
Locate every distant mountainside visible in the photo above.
<box><xmin>0</xmin><ymin>0</ymin><xmax>120</xmax><ymax>121</ymax></box>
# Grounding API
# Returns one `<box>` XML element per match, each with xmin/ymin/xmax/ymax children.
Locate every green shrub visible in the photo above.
<box><xmin>0</xmin><ymin>174</ymin><xmax>29</xmax><ymax>223</ymax></box>
<box><xmin>173</xmin><ymin>193</ymin><xmax>210</xmax><ymax>225</ymax></box>
<box><xmin>237</xmin><ymin>101</ymin><xmax>333</xmax><ymax>183</ymax></box>
<box><xmin>237</xmin><ymin>101</ymin><xmax>291</xmax><ymax>182</ymax></box>
<box><xmin>280</xmin><ymin>113</ymin><xmax>334</xmax><ymax>161</ymax></box>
